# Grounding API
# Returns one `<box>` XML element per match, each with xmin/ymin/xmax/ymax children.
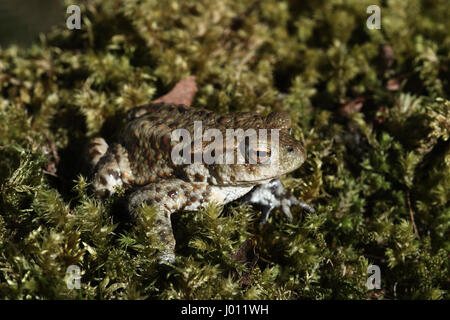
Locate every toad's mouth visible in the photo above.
<box><xmin>213</xmin><ymin>176</ymin><xmax>282</xmax><ymax>187</ymax></box>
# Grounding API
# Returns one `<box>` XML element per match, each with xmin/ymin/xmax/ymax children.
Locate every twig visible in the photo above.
<box><xmin>407</xmin><ymin>191</ymin><xmax>420</xmax><ymax>239</ymax></box>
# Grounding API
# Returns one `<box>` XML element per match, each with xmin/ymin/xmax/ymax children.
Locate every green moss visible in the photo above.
<box><xmin>0</xmin><ymin>0</ymin><xmax>449</xmax><ymax>299</ymax></box>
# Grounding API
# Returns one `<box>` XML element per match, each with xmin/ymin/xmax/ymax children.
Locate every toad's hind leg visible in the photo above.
<box><xmin>128</xmin><ymin>179</ymin><xmax>195</xmax><ymax>264</ymax></box>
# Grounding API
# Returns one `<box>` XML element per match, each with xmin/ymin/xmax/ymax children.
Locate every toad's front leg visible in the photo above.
<box><xmin>128</xmin><ymin>179</ymin><xmax>206</xmax><ymax>264</ymax></box>
<box><xmin>242</xmin><ymin>179</ymin><xmax>315</xmax><ymax>225</ymax></box>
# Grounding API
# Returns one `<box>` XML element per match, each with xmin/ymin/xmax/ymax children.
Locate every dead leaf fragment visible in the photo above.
<box><xmin>338</xmin><ymin>97</ymin><xmax>366</xmax><ymax>117</ymax></box>
<box><xmin>153</xmin><ymin>75</ymin><xmax>197</xmax><ymax>107</ymax></box>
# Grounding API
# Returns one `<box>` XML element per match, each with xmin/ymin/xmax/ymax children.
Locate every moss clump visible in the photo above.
<box><xmin>0</xmin><ymin>0</ymin><xmax>449</xmax><ymax>299</ymax></box>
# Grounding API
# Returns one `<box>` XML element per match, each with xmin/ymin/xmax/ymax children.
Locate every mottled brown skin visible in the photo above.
<box><xmin>90</xmin><ymin>102</ymin><xmax>309</xmax><ymax>263</ymax></box>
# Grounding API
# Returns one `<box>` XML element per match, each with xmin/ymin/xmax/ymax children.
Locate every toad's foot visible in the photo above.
<box><xmin>242</xmin><ymin>179</ymin><xmax>315</xmax><ymax>225</ymax></box>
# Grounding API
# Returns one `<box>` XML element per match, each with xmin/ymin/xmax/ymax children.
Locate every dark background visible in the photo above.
<box><xmin>0</xmin><ymin>0</ymin><xmax>63</xmax><ymax>47</ymax></box>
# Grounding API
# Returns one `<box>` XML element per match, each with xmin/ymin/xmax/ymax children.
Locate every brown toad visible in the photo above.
<box><xmin>88</xmin><ymin>102</ymin><xmax>314</xmax><ymax>263</ymax></box>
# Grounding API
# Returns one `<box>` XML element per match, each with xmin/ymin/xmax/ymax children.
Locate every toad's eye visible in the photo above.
<box><xmin>239</xmin><ymin>137</ymin><xmax>271</xmax><ymax>164</ymax></box>
<box><xmin>249</xmin><ymin>147</ymin><xmax>271</xmax><ymax>164</ymax></box>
